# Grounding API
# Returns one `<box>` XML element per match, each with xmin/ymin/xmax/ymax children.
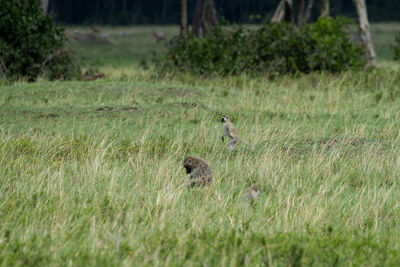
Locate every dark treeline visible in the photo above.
<box><xmin>48</xmin><ymin>0</ymin><xmax>400</xmax><ymax>25</ymax></box>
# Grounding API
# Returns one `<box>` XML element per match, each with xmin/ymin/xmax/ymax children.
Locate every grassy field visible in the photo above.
<box><xmin>1</xmin><ymin>23</ymin><xmax>400</xmax><ymax>266</ymax></box>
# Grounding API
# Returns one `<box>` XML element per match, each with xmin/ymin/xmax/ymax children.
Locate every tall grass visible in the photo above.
<box><xmin>1</xmin><ymin>24</ymin><xmax>400</xmax><ymax>266</ymax></box>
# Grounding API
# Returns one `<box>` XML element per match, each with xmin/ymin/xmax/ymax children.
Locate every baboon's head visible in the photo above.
<box><xmin>183</xmin><ymin>156</ymin><xmax>194</xmax><ymax>173</ymax></box>
<box><xmin>221</xmin><ymin>115</ymin><xmax>229</xmax><ymax>123</ymax></box>
<box><xmin>252</xmin><ymin>186</ymin><xmax>261</xmax><ymax>194</ymax></box>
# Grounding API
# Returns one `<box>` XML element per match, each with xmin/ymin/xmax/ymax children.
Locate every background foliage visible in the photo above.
<box><xmin>158</xmin><ymin>17</ymin><xmax>364</xmax><ymax>76</ymax></box>
<box><xmin>0</xmin><ymin>0</ymin><xmax>80</xmax><ymax>81</ymax></box>
<box><xmin>47</xmin><ymin>0</ymin><xmax>400</xmax><ymax>25</ymax></box>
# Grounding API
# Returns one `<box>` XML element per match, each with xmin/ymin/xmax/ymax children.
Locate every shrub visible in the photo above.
<box><xmin>0</xmin><ymin>0</ymin><xmax>80</xmax><ymax>81</ymax></box>
<box><xmin>301</xmin><ymin>17</ymin><xmax>365</xmax><ymax>72</ymax></box>
<box><xmin>157</xmin><ymin>17</ymin><xmax>365</xmax><ymax>77</ymax></box>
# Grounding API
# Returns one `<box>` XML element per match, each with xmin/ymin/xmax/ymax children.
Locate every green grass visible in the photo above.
<box><xmin>67</xmin><ymin>25</ymin><xmax>178</xmax><ymax>69</ymax></box>
<box><xmin>1</xmin><ymin>23</ymin><xmax>400</xmax><ymax>266</ymax></box>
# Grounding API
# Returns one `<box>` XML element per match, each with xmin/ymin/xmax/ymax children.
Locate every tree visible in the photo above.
<box><xmin>272</xmin><ymin>0</ymin><xmax>328</xmax><ymax>24</ymax></box>
<box><xmin>318</xmin><ymin>0</ymin><xmax>329</xmax><ymax>17</ymax></box>
<box><xmin>352</xmin><ymin>0</ymin><xmax>377</xmax><ymax>66</ymax></box>
<box><xmin>304</xmin><ymin>0</ymin><xmax>314</xmax><ymax>22</ymax></box>
<box><xmin>296</xmin><ymin>0</ymin><xmax>305</xmax><ymax>26</ymax></box>
<box><xmin>162</xmin><ymin>0</ymin><xmax>168</xmax><ymax>22</ymax></box>
<box><xmin>192</xmin><ymin>0</ymin><xmax>217</xmax><ymax>37</ymax></box>
<box><xmin>271</xmin><ymin>0</ymin><xmax>293</xmax><ymax>23</ymax></box>
<box><xmin>271</xmin><ymin>0</ymin><xmax>376</xmax><ymax>67</ymax></box>
<box><xmin>180</xmin><ymin>0</ymin><xmax>188</xmax><ymax>36</ymax></box>
<box><xmin>0</xmin><ymin>0</ymin><xmax>79</xmax><ymax>81</ymax></box>
<box><xmin>40</xmin><ymin>0</ymin><xmax>49</xmax><ymax>13</ymax></box>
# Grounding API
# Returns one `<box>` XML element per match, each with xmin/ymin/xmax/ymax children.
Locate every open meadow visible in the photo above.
<box><xmin>1</xmin><ymin>24</ymin><xmax>400</xmax><ymax>266</ymax></box>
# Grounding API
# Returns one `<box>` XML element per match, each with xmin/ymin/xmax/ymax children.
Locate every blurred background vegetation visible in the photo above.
<box><xmin>49</xmin><ymin>0</ymin><xmax>400</xmax><ymax>25</ymax></box>
<box><xmin>2</xmin><ymin>0</ymin><xmax>399</xmax><ymax>81</ymax></box>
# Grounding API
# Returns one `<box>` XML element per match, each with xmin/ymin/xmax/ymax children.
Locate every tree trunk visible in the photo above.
<box><xmin>180</xmin><ymin>0</ymin><xmax>188</xmax><ymax>35</ymax></box>
<box><xmin>40</xmin><ymin>0</ymin><xmax>49</xmax><ymax>13</ymax></box>
<box><xmin>304</xmin><ymin>0</ymin><xmax>314</xmax><ymax>22</ymax></box>
<box><xmin>122</xmin><ymin>0</ymin><xmax>127</xmax><ymax>12</ymax></box>
<box><xmin>296</xmin><ymin>0</ymin><xmax>306</xmax><ymax>27</ymax></box>
<box><xmin>162</xmin><ymin>0</ymin><xmax>168</xmax><ymax>22</ymax></box>
<box><xmin>193</xmin><ymin>0</ymin><xmax>217</xmax><ymax>37</ymax></box>
<box><xmin>271</xmin><ymin>0</ymin><xmax>285</xmax><ymax>22</ymax></box>
<box><xmin>352</xmin><ymin>0</ymin><xmax>377</xmax><ymax>66</ymax></box>
<box><xmin>317</xmin><ymin>0</ymin><xmax>329</xmax><ymax>17</ymax></box>
<box><xmin>271</xmin><ymin>0</ymin><xmax>293</xmax><ymax>23</ymax></box>
<box><xmin>193</xmin><ymin>0</ymin><xmax>205</xmax><ymax>36</ymax></box>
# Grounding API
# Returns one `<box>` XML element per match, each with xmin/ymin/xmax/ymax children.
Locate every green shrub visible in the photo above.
<box><xmin>157</xmin><ymin>17</ymin><xmax>365</xmax><ymax>76</ymax></box>
<box><xmin>302</xmin><ymin>17</ymin><xmax>365</xmax><ymax>72</ymax></box>
<box><xmin>394</xmin><ymin>32</ymin><xmax>400</xmax><ymax>61</ymax></box>
<box><xmin>0</xmin><ymin>0</ymin><xmax>80</xmax><ymax>81</ymax></box>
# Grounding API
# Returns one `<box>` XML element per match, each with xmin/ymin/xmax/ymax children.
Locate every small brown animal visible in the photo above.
<box><xmin>84</xmin><ymin>71</ymin><xmax>105</xmax><ymax>81</ymax></box>
<box><xmin>153</xmin><ymin>31</ymin><xmax>166</xmax><ymax>42</ymax></box>
<box><xmin>221</xmin><ymin>115</ymin><xmax>250</xmax><ymax>150</ymax></box>
<box><xmin>243</xmin><ymin>186</ymin><xmax>261</xmax><ymax>204</ymax></box>
<box><xmin>183</xmin><ymin>156</ymin><xmax>213</xmax><ymax>187</ymax></box>
<box><xmin>91</xmin><ymin>26</ymin><xmax>101</xmax><ymax>34</ymax></box>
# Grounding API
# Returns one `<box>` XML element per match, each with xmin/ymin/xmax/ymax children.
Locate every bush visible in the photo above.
<box><xmin>0</xmin><ymin>0</ymin><xmax>80</xmax><ymax>81</ymax></box>
<box><xmin>157</xmin><ymin>17</ymin><xmax>365</xmax><ymax>77</ymax></box>
<box><xmin>394</xmin><ymin>32</ymin><xmax>400</xmax><ymax>61</ymax></box>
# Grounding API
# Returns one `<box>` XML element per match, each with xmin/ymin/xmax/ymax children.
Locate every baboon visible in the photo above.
<box><xmin>243</xmin><ymin>186</ymin><xmax>261</xmax><ymax>204</ymax></box>
<box><xmin>221</xmin><ymin>115</ymin><xmax>250</xmax><ymax>150</ymax></box>
<box><xmin>183</xmin><ymin>155</ymin><xmax>213</xmax><ymax>187</ymax></box>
